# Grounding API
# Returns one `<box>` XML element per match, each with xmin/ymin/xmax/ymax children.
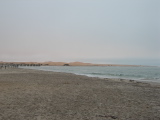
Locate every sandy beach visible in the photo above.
<box><xmin>0</xmin><ymin>68</ymin><xmax>160</xmax><ymax>120</ymax></box>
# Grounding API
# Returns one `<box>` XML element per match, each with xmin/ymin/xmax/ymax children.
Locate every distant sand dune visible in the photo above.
<box><xmin>0</xmin><ymin>61</ymin><xmax>144</xmax><ymax>67</ymax></box>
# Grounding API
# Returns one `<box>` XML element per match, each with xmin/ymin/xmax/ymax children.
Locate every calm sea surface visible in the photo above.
<box><xmin>20</xmin><ymin>66</ymin><xmax>160</xmax><ymax>83</ymax></box>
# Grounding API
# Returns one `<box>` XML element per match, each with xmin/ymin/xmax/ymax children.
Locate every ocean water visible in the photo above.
<box><xmin>20</xmin><ymin>66</ymin><xmax>160</xmax><ymax>83</ymax></box>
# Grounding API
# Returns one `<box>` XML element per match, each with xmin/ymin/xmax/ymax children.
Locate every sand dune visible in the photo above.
<box><xmin>0</xmin><ymin>61</ymin><xmax>144</xmax><ymax>67</ymax></box>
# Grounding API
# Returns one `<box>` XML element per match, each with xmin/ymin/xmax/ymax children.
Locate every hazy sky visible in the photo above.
<box><xmin>0</xmin><ymin>0</ymin><xmax>160</xmax><ymax>65</ymax></box>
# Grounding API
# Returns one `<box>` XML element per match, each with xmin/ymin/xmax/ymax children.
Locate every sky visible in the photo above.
<box><xmin>0</xmin><ymin>0</ymin><xmax>160</xmax><ymax>65</ymax></box>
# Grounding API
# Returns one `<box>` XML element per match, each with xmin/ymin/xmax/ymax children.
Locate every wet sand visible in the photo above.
<box><xmin>0</xmin><ymin>68</ymin><xmax>160</xmax><ymax>120</ymax></box>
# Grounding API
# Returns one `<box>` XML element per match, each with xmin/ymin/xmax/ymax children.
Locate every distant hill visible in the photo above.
<box><xmin>0</xmin><ymin>61</ymin><xmax>143</xmax><ymax>67</ymax></box>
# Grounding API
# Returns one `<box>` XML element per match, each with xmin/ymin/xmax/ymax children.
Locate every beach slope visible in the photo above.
<box><xmin>0</xmin><ymin>68</ymin><xmax>160</xmax><ymax>120</ymax></box>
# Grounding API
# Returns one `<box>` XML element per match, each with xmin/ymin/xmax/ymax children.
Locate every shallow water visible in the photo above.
<box><xmin>20</xmin><ymin>66</ymin><xmax>160</xmax><ymax>83</ymax></box>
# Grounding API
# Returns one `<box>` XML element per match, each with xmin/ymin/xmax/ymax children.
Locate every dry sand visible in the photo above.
<box><xmin>0</xmin><ymin>68</ymin><xmax>160</xmax><ymax>120</ymax></box>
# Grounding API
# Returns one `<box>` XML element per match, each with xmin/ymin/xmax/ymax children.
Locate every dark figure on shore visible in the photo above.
<box><xmin>64</xmin><ymin>64</ymin><xmax>70</xmax><ymax>66</ymax></box>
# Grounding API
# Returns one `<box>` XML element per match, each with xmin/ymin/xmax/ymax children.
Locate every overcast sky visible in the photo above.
<box><xmin>0</xmin><ymin>0</ymin><xmax>160</xmax><ymax>65</ymax></box>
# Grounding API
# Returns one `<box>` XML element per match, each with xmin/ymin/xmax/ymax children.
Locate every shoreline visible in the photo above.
<box><xmin>20</xmin><ymin>66</ymin><xmax>160</xmax><ymax>84</ymax></box>
<box><xmin>0</xmin><ymin>68</ymin><xmax>160</xmax><ymax>119</ymax></box>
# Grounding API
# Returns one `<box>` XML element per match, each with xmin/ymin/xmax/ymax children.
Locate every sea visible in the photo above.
<box><xmin>20</xmin><ymin>66</ymin><xmax>160</xmax><ymax>83</ymax></box>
